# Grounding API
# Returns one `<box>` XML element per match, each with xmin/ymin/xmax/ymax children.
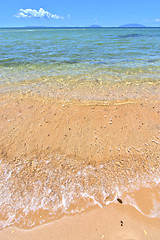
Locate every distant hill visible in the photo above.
<box><xmin>89</xmin><ymin>25</ymin><xmax>102</xmax><ymax>28</ymax></box>
<box><xmin>119</xmin><ymin>24</ymin><xmax>146</xmax><ymax>28</ymax></box>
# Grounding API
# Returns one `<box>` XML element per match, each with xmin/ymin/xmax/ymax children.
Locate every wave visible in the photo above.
<box><xmin>1</xmin><ymin>151</ymin><xmax>160</xmax><ymax>230</ymax></box>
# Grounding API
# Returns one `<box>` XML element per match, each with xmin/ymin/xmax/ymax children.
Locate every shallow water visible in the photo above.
<box><xmin>0</xmin><ymin>28</ymin><xmax>160</xmax><ymax>97</ymax></box>
<box><xmin>1</xmin><ymin>152</ymin><xmax>160</xmax><ymax>229</ymax></box>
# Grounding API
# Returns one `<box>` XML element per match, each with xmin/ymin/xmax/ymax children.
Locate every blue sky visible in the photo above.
<box><xmin>1</xmin><ymin>0</ymin><xmax>160</xmax><ymax>27</ymax></box>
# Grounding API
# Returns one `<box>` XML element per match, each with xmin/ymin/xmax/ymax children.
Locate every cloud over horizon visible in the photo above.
<box><xmin>15</xmin><ymin>8</ymin><xmax>64</xmax><ymax>19</ymax></box>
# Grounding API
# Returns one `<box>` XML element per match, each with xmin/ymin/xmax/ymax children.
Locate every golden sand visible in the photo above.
<box><xmin>1</xmin><ymin>202</ymin><xmax>160</xmax><ymax>240</ymax></box>
<box><xmin>0</xmin><ymin>92</ymin><xmax>160</xmax><ymax>237</ymax></box>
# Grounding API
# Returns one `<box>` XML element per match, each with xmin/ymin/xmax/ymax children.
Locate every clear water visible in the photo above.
<box><xmin>0</xmin><ymin>27</ymin><xmax>160</xmax><ymax>92</ymax></box>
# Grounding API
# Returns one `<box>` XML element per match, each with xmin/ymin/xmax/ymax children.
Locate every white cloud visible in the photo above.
<box><xmin>153</xmin><ymin>19</ymin><xmax>160</xmax><ymax>22</ymax></box>
<box><xmin>15</xmin><ymin>8</ymin><xmax>64</xmax><ymax>19</ymax></box>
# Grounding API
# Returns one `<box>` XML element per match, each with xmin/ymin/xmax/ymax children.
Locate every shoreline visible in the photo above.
<box><xmin>1</xmin><ymin>202</ymin><xmax>160</xmax><ymax>240</ymax></box>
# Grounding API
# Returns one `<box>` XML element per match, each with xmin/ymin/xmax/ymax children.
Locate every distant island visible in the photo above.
<box><xmin>8</xmin><ymin>24</ymin><xmax>149</xmax><ymax>29</ymax></box>
<box><xmin>119</xmin><ymin>24</ymin><xmax>146</xmax><ymax>28</ymax></box>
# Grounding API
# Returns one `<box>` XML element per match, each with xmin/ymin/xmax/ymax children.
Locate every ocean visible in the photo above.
<box><xmin>0</xmin><ymin>27</ymin><xmax>160</xmax><ymax>99</ymax></box>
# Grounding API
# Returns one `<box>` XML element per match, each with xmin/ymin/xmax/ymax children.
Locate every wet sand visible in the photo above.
<box><xmin>0</xmin><ymin>92</ymin><xmax>160</xmax><ymax>237</ymax></box>
<box><xmin>1</xmin><ymin>203</ymin><xmax>160</xmax><ymax>240</ymax></box>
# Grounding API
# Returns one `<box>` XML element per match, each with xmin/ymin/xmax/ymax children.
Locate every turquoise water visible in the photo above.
<box><xmin>0</xmin><ymin>27</ymin><xmax>160</xmax><ymax>97</ymax></box>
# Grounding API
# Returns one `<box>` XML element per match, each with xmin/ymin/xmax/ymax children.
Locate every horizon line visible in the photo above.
<box><xmin>0</xmin><ymin>26</ymin><xmax>160</xmax><ymax>28</ymax></box>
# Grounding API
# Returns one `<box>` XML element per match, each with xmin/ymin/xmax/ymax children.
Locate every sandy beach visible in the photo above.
<box><xmin>1</xmin><ymin>200</ymin><xmax>160</xmax><ymax>240</ymax></box>
<box><xmin>0</xmin><ymin>92</ymin><xmax>160</xmax><ymax>238</ymax></box>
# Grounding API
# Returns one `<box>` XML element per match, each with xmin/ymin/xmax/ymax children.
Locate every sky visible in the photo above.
<box><xmin>1</xmin><ymin>0</ymin><xmax>160</xmax><ymax>27</ymax></box>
